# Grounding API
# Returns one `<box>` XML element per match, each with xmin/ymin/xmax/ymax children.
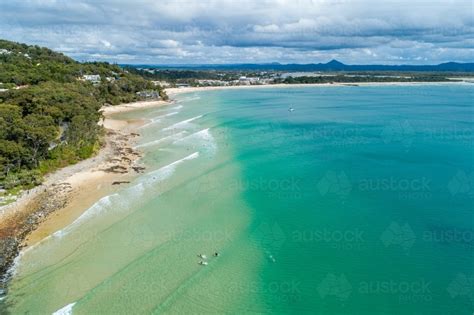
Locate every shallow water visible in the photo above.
<box><xmin>3</xmin><ymin>85</ymin><xmax>474</xmax><ymax>314</ymax></box>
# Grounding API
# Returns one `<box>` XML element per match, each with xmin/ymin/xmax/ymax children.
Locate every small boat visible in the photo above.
<box><xmin>288</xmin><ymin>107</ymin><xmax>295</xmax><ymax>112</ymax></box>
<box><xmin>198</xmin><ymin>254</ymin><xmax>207</xmax><ymax>259</ymax></box>
<box><xmin>199</xmin><ymin>261</ymin><xmax>208</xmax><ymax>266</ymax></box>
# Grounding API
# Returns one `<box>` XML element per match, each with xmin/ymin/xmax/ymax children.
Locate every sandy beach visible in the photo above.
<box><xmin>100</xmin><ymin>100</ymin><xmax>170</xmax><ymax>114</ymax></box>
<box><xmin>0</xmin><ymin>99</ymin><xmax>170</xmax><ymax>282</ymax></box>
<box><xmin>166</xmin><ymin>81</ymin><xmax>471</xmax><ymax>96</ymax></box>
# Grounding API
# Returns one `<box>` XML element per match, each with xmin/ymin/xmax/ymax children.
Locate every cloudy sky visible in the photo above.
<box><xmin>0</xmin><ymin>0</ymin><xmax>472</xmax><ymax>64</ymax></box>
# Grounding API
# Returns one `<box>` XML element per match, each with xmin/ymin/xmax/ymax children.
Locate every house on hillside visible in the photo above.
<box><xmin>136</xmin><ymin>90</ymin><xmax>161</xmax><ymax>99</ymax></box>
<box><xmin>152</xmin><ymin>81</ymin><xmax>171</xmax><ymax>87</ymax></box>
<box><xmin>197</xmin><ymin>79</ymin><xmax>228</xmax><ymax>86</ymax></box>
<box><xmin>238</xmin><ymin>76</ymin><xmax>260</xmax><ymax>85</ymax></box>
<box><xmin>82</xmin><ymin>74</ymin><xmax>101</xmax><ymax>85</ymax></box>
<box><xmin>176</xmin><ymin>83</ymin><xmax>190</xmax><ymax>88</ymax></box>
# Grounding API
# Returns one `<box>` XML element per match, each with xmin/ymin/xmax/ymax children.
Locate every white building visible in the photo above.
<box><xmin>238</xmin><ymin>76</ymin><xmax>260</xmax><ymax>85</ymax></box>
<box><xmin>152</xmin><ymin>81</ymin><xmax>171</xmax><ymax>87</ymax></box>
<box><xmin>176</xmin><ymin>83</ymin><xmax>190</xmax><ymax>88</ymax></box>
<box><xmin>197</xmin><ymin>80</ymin><xmax>228</xmax><ymax>86</ymax></box>
<box><xmin>136</xmin><ymin>90</ymin><xmax>161</xmax><ymax>99</ymax></box>
<box><xmin>82</xmin><ymin>74</ymin><xmax>101</xmax><ymax>85</ymax></box>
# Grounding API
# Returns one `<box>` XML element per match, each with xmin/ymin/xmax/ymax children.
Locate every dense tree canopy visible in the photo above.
<box><xmin>0</xmin><ymin>39</ymin><xmax>165</xmax><ymax>190</ymax></box>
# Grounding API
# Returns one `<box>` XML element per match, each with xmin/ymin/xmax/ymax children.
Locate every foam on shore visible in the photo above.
<box><xmin>162</xmin><ymin>115</ymin><xmax>203</xmax><ymax>131</ymax></box>
<box><xmin>139</xmin><ymin>111</ymin><xmax>179</xmax><ymax>129</ymax></box>
<box><xmin>135</xmin><ymin>131</ymin><xmax>187</xmax><ymax>149</ymax></box>
<box><xmin>52</xmin><ymin>302</ymin><xmax>76</xmax><ymax>315</ymax></box>
<box><xmin>172</xmin><ymin>128</ymin><xmax>217</xmax><ymax>155</ymax></box>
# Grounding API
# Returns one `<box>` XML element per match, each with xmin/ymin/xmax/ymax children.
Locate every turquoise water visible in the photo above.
<box><xmin>3</xmin><ymin>84</ymin><xmax>474</xmax><ymax>314</ymax></box>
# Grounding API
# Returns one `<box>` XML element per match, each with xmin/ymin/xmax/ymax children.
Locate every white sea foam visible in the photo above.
<box><xmin>154</xmin><ymin>111</ymin><xmax>179</xmax><ymax>119</ymax></box>
<box><xmin>52</xmin><ymin>302</ymin><xmax>76</xmax><ymax>315</ymax></box>
<box><xmin>162</xmin><ymin>115</ymin><xmax>203</xmax><ymax>131</ymax></box>
<box><xmin>134</xmin><ymin>131</ymin><xmax>187</xmax><ymax>149</ymax></box>
<box><xmin>28</xmin><ymin>152</ymin><xmax>200</xmax><ymax>241</ymax></box>
<box><xmin>6</xmin><ymin>248</ymin><xmax>26</xmax><ymax>278</ymax></box>
<box><xmin>139</xmin><ymin>112</ymin><xmax>179</xmax><ymax>129</ymax></box>
<box><xmin>62</xmin><ymin>194</ymin><xmax>118</xmax><ymax>232</ymax></box>
<box><xmin>118</xmin><ymin>151</ymin><xmax>200</xmax><ymax>198</ymax></box>
<box><xmin>70</xmin><ymin>152</ymin><xmax>197</xmax><ymax>222</ymax></box>
<box><xmin>10</xmin><ymin>152</ymin><xmax>201</xmax><ymax>276</ymax></box>
<box><xmin>172</xmin><ymin>128</ymin><xmax>217</xmax><ymax>154</ymax></box>
<box><xmin>8</xmin><ymin>196</ymin><xmax>117</xmax><ymax>276</ymax></box>
<box><xmin>35</xmin><ymin>193</ymin><xmax>118</xmax><ymax>243</ymax></box>
<box><xmin>177</xmin><ymin>95</ymin><xmax>200</xmax><ymax>103</ymax></box>
<box><xmin>141</xmin><ymin>151</ymin><xmax>200</xmax><ymax>183</ymax></box>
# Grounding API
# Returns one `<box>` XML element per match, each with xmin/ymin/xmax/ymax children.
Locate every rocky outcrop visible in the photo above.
<box><xmin>0</xmin><ymin>182</ymin><xmax>72</xmax><ymax>298</ymax></box>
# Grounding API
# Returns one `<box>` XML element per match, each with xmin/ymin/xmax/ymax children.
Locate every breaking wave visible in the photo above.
<box><xmin>162</xmin><ymin>115</ymin><xmax>203</xmax><ymax>131</ymax></box>
<box><xmin>139</xmin><ymin>111</ymin><xmax>179</xmax><ymax>129</ymax></box>
<box><xmin>134</xmin><ymin>131</ymin><xmax>187</xmax><ymax>149</ymax></box>
<box><xmin>173</xmin><ymin>128</ymin><xmax>217</xmax><ymax>155</ymax></box>
<box><xmin>52</xmin><ymin>302</ymin><xmax>76</xmax><ymax>315</ymax></box>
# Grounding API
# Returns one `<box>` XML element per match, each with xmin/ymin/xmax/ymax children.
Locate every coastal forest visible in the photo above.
<box><xmin>0</xmin><ymin>39</ymin><xmax>165</xmax><ymax>192</ymax></box>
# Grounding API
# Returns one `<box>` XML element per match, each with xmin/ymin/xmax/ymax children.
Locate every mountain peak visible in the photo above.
<box><xmin>326</xmin><ymin>59</ymin><xmax>344</xmax><ymax>66</ymax></box>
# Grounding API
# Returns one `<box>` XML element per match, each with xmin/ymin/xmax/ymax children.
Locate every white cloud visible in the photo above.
<box><xmin>0</xmin><ymin>0</ymin><xmax>472</xmax><ymax>64</ymax></box>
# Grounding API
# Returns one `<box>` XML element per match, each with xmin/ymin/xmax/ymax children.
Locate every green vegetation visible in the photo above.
<box><xmin>125</xmin><ymin>67</ymin><xmax>240</xmax><ymax>86</ymax></box>
<box><xmin>128</xmin><ymin>66</ymin><xmax>461</xmax><ymax>87</ymax></box>
<box><xmin>277</xmin><ymin>73</ymin><xmax>451</xmax><ymax>84</ymax></box>
<box><xmin>0</xmin><ymin>39</ymin><xmax>165</xmax><ymax>192</ymax></box>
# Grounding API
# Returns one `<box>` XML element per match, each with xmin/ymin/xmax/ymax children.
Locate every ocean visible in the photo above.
<box><xmin>3</xmin><ymin>84</ymin><xmax>474</xmax><ymax>314</ymax></box>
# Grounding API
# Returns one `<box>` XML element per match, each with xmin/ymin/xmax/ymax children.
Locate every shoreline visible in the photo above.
<box><xmin>165</xmin><ymin>81</ymin><xmax>472</xmax><ymax>96</ymax></box>
<box><xmin>100</xmin><ymin>99</ymin><xmax>170</xmax><ymax>114</ymax></box>
<box><xmin>0</xmin><ymin>99</ymin><xmax>169</xmax><ymax>293</ymax></box>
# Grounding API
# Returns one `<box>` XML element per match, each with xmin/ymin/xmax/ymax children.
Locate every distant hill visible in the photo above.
<box><xmin>131</xmin><ymin>60</ymin><xmax>474</xmax><ymax>72</ymax></box>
